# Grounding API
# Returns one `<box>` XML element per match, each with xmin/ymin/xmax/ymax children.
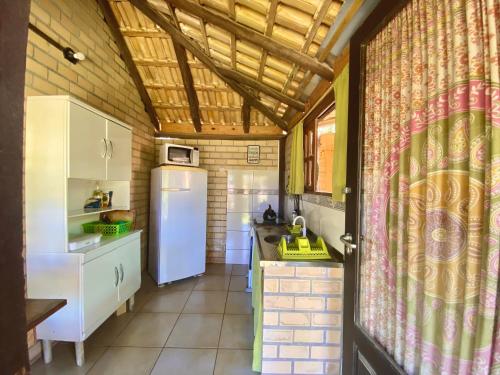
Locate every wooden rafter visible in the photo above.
<box><xmin>133</xmin><ymin>58</ymin><xmax>205</xmax><ymax>68</ymax></box>
<box><xmin>283</xmin><ymin>0</ymin><xmax>362</xmax><ymax>122</ymax></box>
<box><xmin>166</xmin><ymin>2</ymin><xmax>202</xmax><ymax>132</ymax></box>
<box><xmin>276</xmin><ymin>0</ymin><xmax>333</xmax><ymax>113</ymax></box>
<box><xmin>228</xmin><ymin>0</ymin><xmax>237</xmax><ymax>69</ymax></box>
<box><xmin>218</xmin><ymin>67</ymin><xmax>305</xmax><ymax>111</ymax></box>
<box><xmin>129</xmin><ymin>0</ymin><xmax>288</xmax><ymax>131</ymax></box>
<box><xmin>97</xmin><ymin>0</ymin><xmax>160</xmax><ymax>130</ymax></box>
<box><xmin>172</xmin><ymin>42</ymin><xmax>202</xmax><ymax>132</ymax></box>
<box><xmin>163</xmin><ymin>0</ymin><xmax>334</xmax><ymax>80</ymax></box>
<box><xmin>242</xmin><ymin>99</ymin><xmax>251</xmax><ymax>133</ymax></box>
<box><xmin>257</xmin><ymin>0</ymin><xmax>278</xmax><ymax>81</ymax></box>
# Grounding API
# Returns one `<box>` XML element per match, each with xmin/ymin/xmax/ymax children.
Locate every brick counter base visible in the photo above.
<box><xmin>261</xmin><ymin>265</ymin><xmax>343</xmax><ymax>375</ymax></box>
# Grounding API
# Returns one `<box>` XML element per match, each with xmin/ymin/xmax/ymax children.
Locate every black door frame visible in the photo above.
<box><xmin>0</xmin><ymin>0</ymin><xmax>31</xmax><ymax>373</ymax></box>
<box><xmin>342</xmin><ymin>1</ymin><xmax>411</xmax><ymax>374</ymax></box>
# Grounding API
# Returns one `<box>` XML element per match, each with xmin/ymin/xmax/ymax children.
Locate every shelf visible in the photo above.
<box><xmin>67</xmin><ymin>206</ymin><xmax>128</xmax><ymax>218</ymax></box>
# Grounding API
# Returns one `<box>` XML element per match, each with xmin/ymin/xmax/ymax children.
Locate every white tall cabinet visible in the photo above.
<box><xmin>25</xmin><ymin>96</ymin><xmax>141</xmax><ymax>366</ymax></box>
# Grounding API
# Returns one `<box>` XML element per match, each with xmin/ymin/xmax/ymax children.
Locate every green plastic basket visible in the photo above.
<box><xmin>82</xmin><ymin>220</ymin><xmax>132</xmax><ymax>236</ymax></box>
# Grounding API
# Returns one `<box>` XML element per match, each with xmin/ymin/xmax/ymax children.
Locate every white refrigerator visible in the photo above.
<box><xmin>149</xmin><ymin>166</ymin><xmax>208</xmax><ymax>285</ymax></box>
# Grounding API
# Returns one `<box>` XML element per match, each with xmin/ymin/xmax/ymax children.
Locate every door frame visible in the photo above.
<box><xmin>0</xmin><ymin>0</ymin><xmax>31</xmax><ymax>372</ymax></box>
<box><xmin>342</xmin><ymin>0</ymin><xmax>411</xmax><ymax>374</ymax></box>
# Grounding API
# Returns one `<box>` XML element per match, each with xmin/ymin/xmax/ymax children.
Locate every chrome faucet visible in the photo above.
<box><xmin>292</xmin><ymin>216</ymin><xmax>307</xmax><ymax>237</ymax></box>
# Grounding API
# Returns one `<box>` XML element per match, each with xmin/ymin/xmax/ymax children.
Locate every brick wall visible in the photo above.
<box><xmin>25</xmin><ymin>0</ymin><xmax>156</xmax><ymax>267</ymax></box>
<box><xmin>25</xmin><ymin>0</ymin><xmax>155</xmax><ymax>360</ymax></box>
<box><xmin>261</xmin><ymin>265</ymin><xmax>343</xmax><ymax>375</ymax></box>
<box><xmin>155</xmin><ymin>138</ymin><xmax>279</xmax><ymax>263</ymax></box>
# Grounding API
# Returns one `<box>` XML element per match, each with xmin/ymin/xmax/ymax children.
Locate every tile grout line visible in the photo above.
<box><xmin>147</xmin><ymin>277</ymin><xmax>196</xmax><ymax>375</ymax></box>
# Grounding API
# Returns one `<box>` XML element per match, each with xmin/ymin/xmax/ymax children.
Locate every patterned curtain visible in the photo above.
<box><xmin>360</xmin><ymin>0</ymin><xmax>499</xmax><ymax>374</ymax></box>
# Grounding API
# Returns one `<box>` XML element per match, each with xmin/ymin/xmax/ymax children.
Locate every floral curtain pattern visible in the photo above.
<box><xmin>360</xmin><ymin>0</ymin><xmax>499</xmax><ymax>374</ymax></box>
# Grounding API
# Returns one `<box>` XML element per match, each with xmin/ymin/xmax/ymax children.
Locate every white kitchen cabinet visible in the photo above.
<box><xmin>116</xmin><ymin>237</ymin><xmax>141</xmax><ymax>303</ymax></box>
<box><xmin>27</xmin><ymin>232</ymin><xmax>141</xmax><ymax>367</ymax></box>
<box><xmin>107</xmin><ymin>120</ymin><xmax>132</xmax><ymax>181</ymax></box>
<box><xmin>83</xmin><ymin>249</ymin><xmax>119</xmax><ymax>334</ymax></box>
<box><xmin>69</xmin><ymin>102</ymin><xmax>107</xmax><ymax>180</ymax></box>
<box><xmin>25</xmin><ymin>96</ymin><xmax>140</xmax><ymax>367</ymax></box>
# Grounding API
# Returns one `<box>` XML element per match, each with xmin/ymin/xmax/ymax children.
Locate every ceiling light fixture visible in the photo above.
<box><xmin>28</xmin><ymin>23</ymin><xmax>86</xmax><ymax>65</ymax></box>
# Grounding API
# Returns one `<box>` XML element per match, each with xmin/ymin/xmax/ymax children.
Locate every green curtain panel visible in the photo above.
<box><xmin>332</xmin><ymin>65</ymin><xmax>349</xmax><ymax>202</ymax></box>
<box><xmin>288</xmin><ymin>121</ymin><xmax>304</xmax><ymax>195</ymax></box>
<box><xmin>360</xmin><ymin>1</ymin><xmax>499</xmax><ymax>374</ymax></box>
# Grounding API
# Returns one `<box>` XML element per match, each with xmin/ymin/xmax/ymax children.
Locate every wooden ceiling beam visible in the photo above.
<box><xmin>276</xmin><ymin>0</ymin><xmax>333</xmax><ymax>114</ymax></box>
<box><xmin>154</xmin><ymin>104</ymin><xmax>241</xmax><ymax>112</ymax></box>
<box><xmin>162</xmin><ymin>0</ymin><xmax>334</xmax><ymax>80</ymax></box>
<box><xmin>134</xmin><ymin>58</ymin><xmax>205</xmax><ymax>68</ymax></box>
<box><xmin>218</xmin><ymin>67</ymin><xmax>305</xmax><ymax>111</ymax></box>
<box><xmin>166</xmin><ymin>3</ymin><xmax>202</xmax><ymax>133</ymax></box>
<box><xmin>97</xmin><ymin>0</ymin><xmax>160</xmax><ymax>130</ymax></box>
<box><xmin>156</xmin><ymin>123</ymin><xmax>285</xmax><ymax>139</ymax></box>
<box><xmin>129</xmin><ymin>0</ymin><xmax>288</xmax><ymax>131</ymax></box>
<box><xmin>146</xmin><ymin>83</ymin><xmax>228</xmax><ymax>91</ymax></box>
<box><xmin>242</xmin><ymin>99</ymin><xmax>250</xmax><ymax>134</ymax></box>
<box><xmin>257</xmin><ymin>0</ymin><xmax>278</xmax><ymax>81</ymax></box>
<box><xmin>172</xmin><ymin>42</ymin><xmax>202</xmax><ymax>132</ymax></box>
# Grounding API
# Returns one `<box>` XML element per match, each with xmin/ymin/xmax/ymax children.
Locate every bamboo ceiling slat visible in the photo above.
<box><xmin>108</xmin><ymin>0</ymin><xmax>343</xmax><ymax>133</ymax></box>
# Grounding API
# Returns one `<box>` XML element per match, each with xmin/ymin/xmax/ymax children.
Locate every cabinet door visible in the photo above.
<box><xmin>117</xmin><ymin>238</ymin><xmax>141</xmax><ymax>303</ymax></box>
<box><xmin>106</xmin><ymin>121</ymin><xmax>132</xmax><ymax>181</ymax></box>
<box><xmin>82</xmin><ymin>250</ymin><xmax>119</xmax><ymax>335</ymax></box>
<box><xmin>69</xmin><ymin>103</ymin><xmax>107</xmax><ymax>180</ymax></box>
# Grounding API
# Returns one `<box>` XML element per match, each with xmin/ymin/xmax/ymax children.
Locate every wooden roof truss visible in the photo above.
<box><xmin>101</xmin><ymin>0</ymin><xmax>344</xmax><ymax>136</ymax></box>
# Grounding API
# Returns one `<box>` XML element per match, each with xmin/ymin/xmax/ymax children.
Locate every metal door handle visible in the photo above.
<box><xmin>101</xmin><ymin>138</ymin><xmax>108</xmax><ymax>158</ymax></box>
<box><xmin>340</xmin><ymin>233</ymin><xmax>357</xmax><ymax>255</ymax></box>
<box><xmin>120</xmin><ymin>263</ymin><xmax>124</xmax><ymax>283</ymax></box>
<box><xmin>108</xmin><ymin>140</ymin><xmax>114</xmax><ymax>159</ymax></box>
<box><xmin>114</xmin><ymin>266</ymin><xmax>119</xmax><ymax>286</ymax></box>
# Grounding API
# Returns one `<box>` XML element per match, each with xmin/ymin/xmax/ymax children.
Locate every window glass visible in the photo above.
<box><xmin>316</xmin><ymin>110</ymin><xmax>336</xmax><ymax>193</ymax></box>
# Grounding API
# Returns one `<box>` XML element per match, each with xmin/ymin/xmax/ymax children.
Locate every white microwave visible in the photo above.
<box><xmin>159</xmin><ymin>143</ymin><xmax>200</xmax><ymax>167</ymax></box>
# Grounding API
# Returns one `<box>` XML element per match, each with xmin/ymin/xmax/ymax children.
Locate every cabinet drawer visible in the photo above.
<box><xmin>82</xmin><ymin>250</ymin><xmax>119</xmax><ymax>335</ymax></box>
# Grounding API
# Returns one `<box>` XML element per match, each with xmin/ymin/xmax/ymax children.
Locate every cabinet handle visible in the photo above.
<box><xmin>114</xmin><ymin>266</ymin><xmax>119</xmax><ymax>286</ymax></box>
<box><xmin>120</xmin><ymin>263</ymin><xmax>124</xmax><ymax>283</ymax></box>
<box><xmin>101</xmin><ymin>138</ymin><xmax>108</xmax><ymax>158</ymax></box>
<box><xmin>108</xmin><ymin>140</ymin><xmax>114</xmax><ymax>159</ymax></box>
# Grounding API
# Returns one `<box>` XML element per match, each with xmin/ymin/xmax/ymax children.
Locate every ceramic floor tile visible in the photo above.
<box><xmin>226</xmin><ymin>292</ymin><xmax>252</xmax><ymax>314</ymax></box>
<box><xmin>219</xmin><ymin>315</ymin><xmax>254</xmax><ymax>349</ymax></box>
<box><xmin>205</xmin><ymin>263</ymin><xmax>233</xmax><ymax>275</ymax></box>
<box><xmin>162</xmin><ymin>277</ymin><xmax>199</xmax><ymax>291</ymax></box>
<box><xmin>112</xmin><ymin>313</ymin><xmax>178</xmax><ymax>347</ymax></box>
<box><xmin>86</xmin><ymin>312</ymin><xmax>135</xmax><ymax>347</ymax></box>
<box><xmin>150</xmin><ymin>348</ymin><xmax>217</xmax><ymax>375</ymax></box>
<box><xmin>166</xmin><ymin>314</ymin><xmax>223</xmax><ymax>348</ymax></box>
<box><xmin>232</xmin><ymin>264</ymin><xmax>249</xmax><ymax>276</ymax></box>
<box><xmin>194</xmin><ymin>275</ymin><xmax>230</xmax><ymax>291</ymax></box>
<box><xmin>140</xmin><ymin>291</ymin><xmax>190</xmax><ymax>313</ymax></box>
<box><xmin>31</xmin><ymin>341</ymin><xmax>106</xmax><ymax>375</ymax></box>
<box><xmin>229</xmin><ymin>276</ymin><xmax>248</xmax><ymax>291</ymax></box>
<box><xmin>87</xmin><ymin>347</ymin><xmax>161</xmax><ymax>375</ymax></box>
<box><xmin>183</xmin><ymin>291</ymin><xmax>228</xmax><ymax>314</ymax></box>
<box><xmin>214</xmin><ymin>349</ymin><xmax>256</xmax><ymax>375</ymax></box>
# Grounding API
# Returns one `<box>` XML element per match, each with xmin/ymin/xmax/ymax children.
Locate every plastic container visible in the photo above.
<box><xmin>277</xmin><ymin>236</ymin><xmax>331</xmax><ymax>260</ymax></box>
<box><xmin>82</xmin><ymin>220</ymin><xmax>132</xmax><ymax>236</ymax></box>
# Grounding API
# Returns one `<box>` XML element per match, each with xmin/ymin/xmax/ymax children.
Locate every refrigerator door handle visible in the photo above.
<box><xmin>161</xmin><ymin>188</ymin><xmax>191</xmax><ymax>192</ymax></box>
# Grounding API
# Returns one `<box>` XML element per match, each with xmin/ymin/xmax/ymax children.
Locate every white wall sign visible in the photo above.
<box><xmin>247</xmin><ymin>145</ymin><xmax>260</xmax><ymax>164</ymax></box>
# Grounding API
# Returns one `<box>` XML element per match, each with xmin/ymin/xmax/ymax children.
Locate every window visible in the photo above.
<box><xmin>303</xmin><ymin>104</ymin><xmax>335</xmax><ymax>194</ymax></box>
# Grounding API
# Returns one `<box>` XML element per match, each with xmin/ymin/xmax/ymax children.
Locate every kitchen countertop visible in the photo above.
<box><xmin>253</xmin><ymin>222</ymin><xmax>344</xmax><ymax>268</ymax></box>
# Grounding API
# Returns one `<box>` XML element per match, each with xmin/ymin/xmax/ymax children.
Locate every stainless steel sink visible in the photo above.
<box><xmin>264</xmin><ymin>234</ymin><xmax>295</xmax><ymax>245</ymax></box>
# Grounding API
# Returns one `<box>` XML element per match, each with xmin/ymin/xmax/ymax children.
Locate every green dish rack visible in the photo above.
<box><xmin>277</xmin><ymin>236</ymin><xmax>331</xmax><ymax>260</ymax></box>
<box><xmin>82</xmin><ymin>220</ymin><xmax>132</xmax><ymax>236</ymax></box>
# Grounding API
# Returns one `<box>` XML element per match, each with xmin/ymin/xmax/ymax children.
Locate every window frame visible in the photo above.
<box><xmin>303</xmin><ymin>91</ymin><xmax>336</xmax><ymax>196</ymax></box>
